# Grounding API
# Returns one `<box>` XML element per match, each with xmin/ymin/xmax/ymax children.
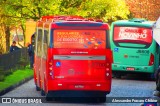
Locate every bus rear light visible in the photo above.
<box><xmin>49</xmin><ymin>71</ymin><xmax>54</xmax><ymax>79</ymax></box>
<box><xmin>49</xmin><ymin>62</ymin><xmax>53</xmax><ymax>65</ymax></box>
<box><xmin>49</xmin><ymin>67</ymin><xmax>53</xmax><ymax>71</ymax></box>
<box><xmin>49</xmin><ymin>59</ymin><xmax>54</xmax><ymax>79</ymax></box>
<box><xmin>106</xmin><ymin>73</ymin><xmax>110</xmax><ymax>77</ymax></box>
<box><xmin>149</xmin><ymin>53</ymin><xmax>154</xmax><ymax>66</ymax></box>
<box><xmin>106</xmin><ymin>68</ymin><xmax>110</xmax><ymax>71</ymax></box>
<box><xmin>49</xmin><ymin>72</ymin><xmax>53</xmax><ymax>76</ymax></box>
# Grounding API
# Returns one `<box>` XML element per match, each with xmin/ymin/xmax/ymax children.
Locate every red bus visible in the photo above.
<box><xmin>34</xmin><ymin>16</ymin><xmax>112</xmax><ymax>102</ymax></box>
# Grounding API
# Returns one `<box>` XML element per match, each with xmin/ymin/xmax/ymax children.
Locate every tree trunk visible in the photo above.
<box><xmin>5</xmin><ymin>26</ymin><xmax>10</xmax><ymax>52</ymax></box>
<box><xmin>21</xmin><ymin>24</ymin><xmax>26</xmax><ymax>46</ymax></box>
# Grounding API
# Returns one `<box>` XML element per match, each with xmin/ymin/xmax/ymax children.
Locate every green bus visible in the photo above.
<box><xmin>110</xmin><ymin>18</ymin><xmax>160</xmax><ymax>78</ymax></box>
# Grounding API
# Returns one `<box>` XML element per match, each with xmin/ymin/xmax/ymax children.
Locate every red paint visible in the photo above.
<box><xmin>33</xmin><ymin>16</ymin><xmax>112</xmax><ymax>98</ymax></box>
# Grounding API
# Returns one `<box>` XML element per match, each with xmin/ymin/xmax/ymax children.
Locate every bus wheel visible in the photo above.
<box><xmin>36</xmin><ymin>85</ymin><xmax>40</xmax><ymax>91</ymax></box>
<box><xmin>41</xmin><ymin>89</ymin><xmax>46</xmax><ymax>96</ymax></box>
<box><xmin>156</xmin><ymin>77</ymin><xmax>160</xmax><ymax>91</ymax></box>
<box><xmin>150</xmin><ymin>73</ymin><xmax>155</xmax><ymax>80</ymax></box>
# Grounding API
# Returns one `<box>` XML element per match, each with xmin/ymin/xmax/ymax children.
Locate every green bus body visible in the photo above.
<box><xmin>110</xmin><ymin>18</ymin><xmax>159</xmax><ymax>75</ymax></box>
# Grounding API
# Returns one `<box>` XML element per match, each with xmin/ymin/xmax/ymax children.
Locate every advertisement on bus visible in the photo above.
<box><xmin>54</xmin><ymin>30</ymin><xmax>106</xmax><ymax>49</ymax></box>
<box><xmin>114</xmin><ymin>27</ymin><xmax>152</xmax><ymax>44</ymax></box>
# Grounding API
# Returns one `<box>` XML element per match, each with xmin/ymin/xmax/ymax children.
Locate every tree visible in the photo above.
<box><xmin>0</xmin><ymin>0</ymin><xmax>60</xmax><ymax>52</ymax></box>
<box><xmin>58</xmin><ymin>0</ymin><xmax>130</xmax><ymax>22</ymax></box>
<box><xmin>0</xmin><ymin>0</ymin><xmax>130</xmax><ymax>53</ymax></box>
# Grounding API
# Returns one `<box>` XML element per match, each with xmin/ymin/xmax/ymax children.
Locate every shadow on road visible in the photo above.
<box><xmin>113</xmin><ymin>73</ymin><xmax>155</xmax><ymax>81</ymax></box>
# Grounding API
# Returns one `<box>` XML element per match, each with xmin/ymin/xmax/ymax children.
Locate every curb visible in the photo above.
<box><xmin>0</xmin><ymin>76</ymin><xmax>33</xmax><ymax>96</ymax></box>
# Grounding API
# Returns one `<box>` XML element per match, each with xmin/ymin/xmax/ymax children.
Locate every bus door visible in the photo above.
<box><xmin>34</xmin><ymin>28</ymin><xmax>43</xmax><ymax>88</ymax></box>
<box><xmin>40</xmin><ymin>29</ymin><xmax>49</xmax><ymax>93</ymax></box>
<box><xmin>113</xmin><ymin>26</ymin><xmax>153</xmax><ymax>70</ymax></box>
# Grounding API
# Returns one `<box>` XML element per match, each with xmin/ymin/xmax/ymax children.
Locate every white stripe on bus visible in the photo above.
<box><xmin>54</xmin><ymin>55</ymin><xmax>106</xmax><ymax>60</ymax></box>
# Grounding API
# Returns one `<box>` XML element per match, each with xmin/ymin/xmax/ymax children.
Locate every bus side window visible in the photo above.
<box><xmin>37</xmin><ymin>29</ymin><xmax>42</xmax><ymax>57</ymax></box>
<box><xmin>42</xmin><ymin>30</ymin><xmax>48</xmax><ymax>59</ymax></box>
<box><xmin>34</xmin><ymin>31</ymin><xmax>37</xmax><ymax>54</ymax></box>
<box><xmin>106</xmin><ymin>30</ymin><xmax>110</xmax><ymax>49</ymax></box>
<box><xmin>35</xmin><ymin>29</ymin><xmax>39</xmax><ymax>55</ymax></box>
<box><xmin>156</xmin><ymin>43</ymin><xmax>159</xmax><ymax>54</ymax></box>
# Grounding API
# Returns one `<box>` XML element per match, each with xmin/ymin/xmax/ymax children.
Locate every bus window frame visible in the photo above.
<box><xmin>51</xmin><ymin>29</ymin><xmax>108</xmax><ymax>49</ymax></box>
<box><xmin>35</xmin><ymin>28</ymin><xmax>39</xmax><ymax>55</ymax></box>
<box><xmin>36</xmin><ymin>29</ymin><xmax>43</xmax><ymax>57</ymax></box>
<box><xmin>34</xmin><ymin>29</ymin><xmax>38</xmax><ymax>54</ymax></box>
<box><xmin>112</xmin><ymin>25</ymin><xmax>153</xmax><ymax>49</ymax></box>
<box><xmin>106</xmin><ymin>30</ymin><xmax>110</xmax><ymax>49</ymax></box>
<box><xmin>42</xmin><ymin>29</ymin><xmax>49</xmax><ymax>59</ymax></box>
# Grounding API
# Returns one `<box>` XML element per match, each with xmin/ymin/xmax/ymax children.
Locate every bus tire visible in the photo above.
<box><xmin>41</xmin><ymin>90</ymin><xmax>46</xmax><ymax>96</ymax></box>
<box><xmin>156</xmin><ymin>77</ymin><xmax>160</xmax><ymax>91</ymax></box>
<box><xmin>36</xmin><ymin>85</ymin><xmax>40</xmax><ymax>91</ymax></box>
<box><xmin>150</xmin><ymin>73</ymin><xmax>155</xmax><ymax>80</ymax></box>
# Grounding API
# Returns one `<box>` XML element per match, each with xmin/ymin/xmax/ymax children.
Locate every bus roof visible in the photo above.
<box><xmin>37</xmin><ymin>15</ymin><xmax>108</xmax><ymax>29</ymax></box>
<box><xmin>42</xmin><ymin>20</ymin><xmax>109</xmax><ymax>30</ymax></box>
<box><xmin>52</xmin><ymin>21</ymin><xmax>109</xmax><ymax>29</ymax></box>
<box><xmin>112</xmin><ymin>18</ymin><xmax>155</xmax><ymax>28</ymax></box>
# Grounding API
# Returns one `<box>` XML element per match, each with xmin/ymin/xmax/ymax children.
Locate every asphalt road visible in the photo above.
<box><xmin>1</xmin><ymin>75</ymin><xmax>156</xmax><ymax>106</ymax></box>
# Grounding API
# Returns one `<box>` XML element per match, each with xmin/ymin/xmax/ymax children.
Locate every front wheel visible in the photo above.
<box><xmin>36</xmin><ymin>85</ymin><xmax>40</xmax><ymax>91</ymax></box>
<box><xmin>41</xmin><ymin>89</ymin><xmax>46</xmax><ymax>96</ymax></box>
<box><xmin>156</xmin><ymin>77</ymin><xmax>160</xmax><ymax>91</ymax></box>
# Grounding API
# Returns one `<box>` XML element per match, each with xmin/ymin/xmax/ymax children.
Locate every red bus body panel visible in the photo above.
<box><xmin>47</xmin><ymin>49</ymin><xmax>112</xmax><ymax>92</ymax></box>
<box><xmin>34</xmin><ymin>17</ymin><xmax>112</xmax><ymax>98</ymax></box>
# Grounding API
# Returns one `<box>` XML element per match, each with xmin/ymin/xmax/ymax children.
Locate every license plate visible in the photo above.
<box><xmin>126</xmin><ymin>67</ymin><xmax>135</xmax><ymax>71</ymax></box>
<box><xmin>75</xmin><ymin>85</ymin><xmax>84</xmax><ymax>88</ymax></box>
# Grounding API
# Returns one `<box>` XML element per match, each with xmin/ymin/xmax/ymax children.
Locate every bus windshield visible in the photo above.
<box><xmin>113</xmin><ymin>26</ymin><xmax>152</xmax><ymax>46</ymax></box>
<box><xmin>53</xmin><ymin>30</ymin><xmax>106</xmax><ymax>49</ymax></box>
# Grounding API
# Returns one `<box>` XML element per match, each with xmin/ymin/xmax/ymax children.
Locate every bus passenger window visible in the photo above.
<box><xmin>37</xmin><ymin>29</ymin><xmax>42</xmax><ymax>57</ymax></box>
<box><xmin>43</xmin><ymin>30</ymin><xmax>48</xmax><ymax>58</ymax></box>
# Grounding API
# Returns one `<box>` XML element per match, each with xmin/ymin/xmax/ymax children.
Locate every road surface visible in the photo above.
<box><xmin>1</xmin><ymin>75</ymin><xmax>156</xmax><ymax>106</ymax></box>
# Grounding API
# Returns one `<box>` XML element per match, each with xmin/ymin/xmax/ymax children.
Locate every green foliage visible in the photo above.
<box><xmin>0</xmin><ymin>69</ymin><xmax>33</xmax><ymax>91</ymax></box>
<box><xmin>58</xmin><ymin>0</ymin><xmax>130</xmax><ymax>22</ymax></box>
<box><xmin>0</xmin><ymin>66</ymin><xmax>13</xmax><ymax>81</ymax></box>
<box><xmin>0</xmin><ymin>75</ymin><xmax>5</xmax><ymax>81</ymax></box>
<box><xmin>0</xmin><ymin>0</ymin><xmax>130</xmax><ymax>52</ymax></box>
<box><xmin>17</xmin><ymin>56</ymin><xmax>29</xmax><ymax>69</ymax></box>
<box><xmin>0</xmin><ymin>0</ymin><xmax>130</xmax><ymax>22</ymax></box>
<box><xmin>0</xmin><ymin>66</ymin><xmax>5</xmax><ymax>81</ymax></box>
